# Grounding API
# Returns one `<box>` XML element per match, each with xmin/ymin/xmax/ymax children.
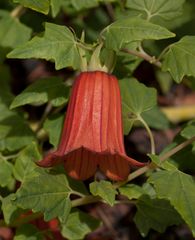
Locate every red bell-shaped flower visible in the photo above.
<box><xmin>38</xmin><ymin>71</ymin><xmax>145</xmax><ymax>181</ymax></box>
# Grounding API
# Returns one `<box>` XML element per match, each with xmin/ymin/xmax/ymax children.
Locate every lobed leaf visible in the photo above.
<box><xmin>43</xmin><ymin>114</ymin><xmax>64</xmax><ymax>148</ymax></box>
<box><xmin>10</xmin><ymin>77</ymin><xmax>69</xmax><ymax>109</ymax></box>
<box><xmin>14</xmin><ymin>224</ymin><xmax>44</xmax><ymax>240</ymax></box>
<box><xmin>161</xmin><ymin>136</ymin><xmax>195</xmax><ymax>172</ymax></box>
<box><xmin>7</xmin><ymin>22</ymin><xmax>80</xmax><ymax>70</ymax></box>
<box><xmin>0</xmin><ymin>65</ymin><xmax>35</xmax><ymax>151</ymax></box>
<box><xmin>13</xmin><ymin>143</ymin><xmax>41</xmax><ymax>182</ymax></box>
<box><xmin>142</xmin><ymin>106</ymin><xmax>170</xmax><ymax>130</ymax></box>
<box><xmin>149</xmin><ymin>169</ymin><xmax>195</xmax><ymax>236</ymax></box>
<box><xmin>104</xmin><ymin>17</ymin><xmax>175</xmax><ymax>50</ymax></box>
<box><xmin>0</xmin><ymin>158</ymin><xmax>14</xmax><ymax>187</ymax></box>
<box><xmin>135</xmin><ymin>195</ymin><xmax>183</xmax><ymax>236</ymax></box>
<box><xmin>13</xmin><ymin>0</ymin><xmax>50</xmax><ymax>14</ymax></box>
<box><xmin>61</xmin><ymin>209</ymin><xmax>100</xmax><ymax>240</ymax></box>
<box><xmin>71</xmin><ymin>0</ymin><xmax>103</xmax><ymax>10</ymax></box>
<box><xmin>0</xmin><ymin>10</ymin><xmax>31</xmax><ymax>48</ymax></box>
<box><xmin>180</xmin><ymin>120</ymin><xmax>195</xmax><ymax>139</ymax></box>
<box><xmin>126</xmin><ymin>0</ymin><xmax>185</xmax><ymax>21</ymax></box>
<box><xmin>50</xmin><ymin>0</ymin><xmax>116</xmax><ymax>17</ymax></box>
<box><xmin>119</xmin><ymin>183</ymin><xmax>156</xmax><ymax>200</ymax></box>
<box><xmin>50</xmin><ymin>0</ymin><xmax>68</xmax><ymax>17</ymax></box>
<box><xmin>13</xmin><ymin>169</ymin><xmax>72</xmax><ymax>221</ymax></box>
<box><xmin>119</xmin><ymin>184</ymin><xmax>144</xmax><ymax>200</ymax></box>
<box><xmin>162</xmin><ymin>36</ymin><xmax>195</xmax><ymax>83</ymax></box>
<box><xmin>119</xmin><ymin>78</ymin><xmax>157</xmax><ymax>134</ymax></box>
<box><xmin>90</xmin><ymin>180</ymin><xmax>117</xmax><ymax>206</ymax></box>
<box><xmin>1</xmin><ymin>194</ymin><xmax>23</xmax><ymax>225</ymax></box>
<box><xmin>149</xmin><ymin>154</ymin><xmax>178</xmax><ymax>171</ymax></box>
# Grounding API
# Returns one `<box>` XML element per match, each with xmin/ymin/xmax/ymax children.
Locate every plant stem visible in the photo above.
<box><xmin>77</xmin><ymin>42</ymin><xmax>93</xmax><ymax>51</ymax></box>
<box><xmin>11</xmin><ymin>5</ymin><xmax>25</xmax><ymax>18</ymax></box>
<box><xmin>115</xmin><ymin>135</ymin><xmax>195</xmax><ymax>188</ymax></box>
<box><xmin>122</xmin><ymin>48</ymin><xmax>162</xmax><ymax>68</ymax></box>
<box><xmin>71</xmin><ymin>195</ymin><xmax>101</xmax><ymax>207</ymax></box>
<box><xmin>114</xmin><ymin>165</ymin><xmax>150</xmax><ymax>188</ymax></box>
<box><xmin>71</xmin><ymin>190</ymin><xmax>86</xmax><ymax>198</ymax></box>
<box><xmin>138</xmin><ymin>115</ymin><xmax>155</xmax><ymax>154</ymax></box>
<box><xmin>160</xmin><ymin>136</ymin><xmax>195</xmax><ymax>162</ymax></box>
<box><xmin>0</xmin><ymin>153</ymin><xmax>20</xmax><ymax>160</ymax></box>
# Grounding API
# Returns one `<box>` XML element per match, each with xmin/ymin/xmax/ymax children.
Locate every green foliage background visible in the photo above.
<box><xmin>1</xmin><ymin>0</ymin><xmax>195</xmax><ymax>239</ymax></box>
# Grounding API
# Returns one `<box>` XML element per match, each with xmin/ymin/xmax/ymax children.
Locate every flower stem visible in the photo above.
<box><xmin>138</xmin><ymin>115</ymin><xmax>155</xmax><ymax>154</ymax></box>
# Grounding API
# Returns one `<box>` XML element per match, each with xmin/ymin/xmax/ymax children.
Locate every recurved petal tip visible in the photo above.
<box><xmin>36</xmin><ymin>152</ymin><xmax>63</xmax><ymax>168</ymax></box>
<box><xmin>125</xmin><ymin>155</ymin><xmax>149</xmax><ymax>167</ymax></box>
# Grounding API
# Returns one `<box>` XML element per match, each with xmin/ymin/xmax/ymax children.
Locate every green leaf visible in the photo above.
<box><xmin>163</xmin><ymin>135</ymin><xmax>195</xmax><ymax>172</ymax></box>
<box><xmin>50</xmin><ymin>0</ymin><xmax>115</xmax><ymax>16</ymax></box>
<box><xmin>67</xmin><ymin>176</ymin><xmax>89</xmax><ymax>196</ymax></box>
<box><xmin>149</xmin><ymin>169</ymin><xmax>195</xmax><ymax>236</ymax></box>
<box><xmin>149</xmin><ymin>154</ymin><xmax>178</xmax><ymax>171</ymax></box>
<box><xmin>0</xmin><ymin>46</ymin><xmax>8</xmax><ymax>63</ymax></box>
<box><xmin>61</xmin><ymin>209</ymin><xmax>100</xmax><ymax>240</ymax></box>
<box><xmin>13</xmin><ymin>0</ymin><xmax>50</xmax><ymax>14</ymax></box>
<box><xmin>134</xmin><ymin>195</ymin><xmax>182</xmax><ymax>237</ymax></box>
<box><xmin>0</xmin><ymin>158</ymin><xmax>14</xmax><ymax>187</ymax></box>
<box><xmin>70</xmin><ymin>0</ymin><xmax>99</xmax><ymax>10</ymax></box>
<box><xmin>50</xmin><ymin>0</ymin><xmax>98</xmax><ymax>17</ymax></box>
<box><xmin>156</xmin><ymin>70</ymin><xmax>173</xmax><ymax>94</ymax></box>
<box><xmin>119</xmin><ymin>183</ymin><xmax>157</xmax><ymax>200</ymax></box>
<box><xmin>142</xmin><ymin>106</ymin><xmax>170</xmax><ymax>130</ymax></box>
<box><xmin>0</xmin><ymin>67</ymin><xmax>35</xmax><ymax>151</ymax></box>
<box><xmin>104</xmin><ymin>17</ymin><xmax>175</xmax><ymax>51</ymax></box>
<box><xmin>142</xmin><ymin>183</ymin><xmax>156</xmax><ymax>198</ymax></box>
<box><xmin>7</xmin><ymin>22</ymin><xmax>80</xmax><ymax>70</ymax></box>
<box><xmin>119</xmin><ymin>184</ymin><xmax>144</xmax><ymax>200</ymax></box>
<box><xmin>50</xmin><ymin>0</ymin><xmax>67</xmax><ymax>17</ymax></box>
<box><xmin>10</xmin><ymin>77</ymin><xmax>69</xmax><ymax>109</ymax></box>
<box><xmin>120</xmin><ymin>78</ymin><xmax>157</xmax><ymax>115</ymax></box>
<box><xmin>0</xmin><ymin>113</ymin><xmax>35</xmax><ymax>152</ymax></box>
<box><xmin>0</xmin><ymin>10</ymin><xmax>32</xmax><ymax>48</ymax></box>
<box><xmin>119</xmin><ymin>78</ymin><xmax>157</xmax><ymax>134</ymax></box>
<box><xmin>113</xmin><ymin>43</ymin><xmax>142</xmax><ymax>78</ymax></box>
<box><xmin>162</xmin><ymin>36</ymin><xmax>195</xmax><ymax>83</ymax></box>
<box><xmin>2</xmin><ymin>194</ymin><xmax>23</xmax><ymax>225</ymax></box>
<box><xmin>43</xmin><ymin>114</ymin><xmax>64</xmax><ymax>148</ymax></box>
<box><xmin>180</xmin><ymin>121</ymin><xmax>195</xmax><ymax>139</ymax></box>
<box><xmin>126</xmin><ymin>0</ymin><xmax>185</xmax><ymax>21</ymax></box>
<box><xmin>89</xmin><ymin>180</ymin><xmax>117</xmax><ymax>206</ymax></box>
<box><xmin>13</xmin><ymin>143</ymin><xmax>41</xmax><ymax>182</ymax></box>
<box><xmin>13</xmin><ymin>169</ymin><xmax>71</xmax><ymax>221</ymax></box>
<box><xmin>14</xmin><ymin>224</ymin><xmax>44</xmax><ymax>240</ymax></box>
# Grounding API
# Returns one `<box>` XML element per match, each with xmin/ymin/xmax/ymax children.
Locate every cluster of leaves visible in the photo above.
<box><xmin>1</xmin><ymin>0</ymin><xmax>195</xmax><ymax>239</ymax></box>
